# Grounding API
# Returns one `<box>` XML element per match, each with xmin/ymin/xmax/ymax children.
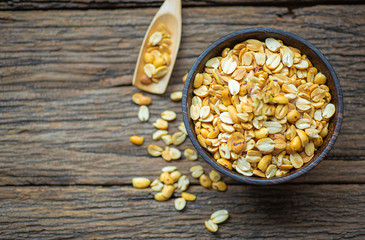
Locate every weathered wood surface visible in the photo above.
<box><xmin>1</xmin><ymin>6</ymin><xmax>364</xmax><ymax>186</ymax></box>
<box><xmin>0</xmin><ymin>4</ymin><xmax>364</xmax><ymax>239</ymax></box>
<box><xmin>1</xmin><ymin>0</ymin><xmax>364</xmax><ymax>10</ymax></box>
<box><xmin>0</xmin><ymin>84</ymin><xmax>364</xmax><ymax>186</ymax></box>
<box><xmin>1</xmin><ymin>185</ymin><xmax>364</xmax><ymax>239</ymax></box>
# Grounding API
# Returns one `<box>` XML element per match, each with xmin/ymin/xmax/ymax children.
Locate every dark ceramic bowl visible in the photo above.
<box><xmin>182</xmin><ymin>28</ymin><xmax>343</xmax><ymax>185</ymax></box>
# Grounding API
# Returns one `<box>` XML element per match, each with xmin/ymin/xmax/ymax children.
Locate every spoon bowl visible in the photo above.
<box><xmin>132</xmin><ymin>0</ymin><xmax>182</xmax><ymax>94</ymax></box>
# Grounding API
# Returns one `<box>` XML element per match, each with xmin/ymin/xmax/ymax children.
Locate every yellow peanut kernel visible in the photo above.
<box><xmin>181</xmin><ymin>192</ymin><xmax>196</xmax><ymax>201</ymax></box>
<box><xmin>129</xmin><ymin>136</ymin><xmax>144</xmax><ymax>146</ymax></box>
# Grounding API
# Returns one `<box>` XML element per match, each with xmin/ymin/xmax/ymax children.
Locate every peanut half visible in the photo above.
<box><xmin>170</xmin><ymin>91</ymin><xmax>183</xmax><ymax>102</ymax></box>
<box><xmin>132</xmin><ymin>93</ymin><xmax>152</xmax><ymax>106</ymax></box>
<box><xmin>129</xmin><ymin>136</ymin><xmax>144</xmax><ymax>146</ymax></box>
<box><xmin>132</xmin><ymin>177</ymin><xmax>151</xmax><ymax>189</ymax></box>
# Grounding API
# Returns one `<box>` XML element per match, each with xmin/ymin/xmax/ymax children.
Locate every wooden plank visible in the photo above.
<box><xmin>0</xmin><ymin>6</ymin><xmax>364</xmax><ymax>185</ymax></box>
<box><xmin>0</xmin><ymin>185</ymin><xmax>364</xmax><ymax>239</ymax></box>
<box><xmin>0</xmin><ymin>85</ymin><xmax>364</xmax><ymax>185</ymax></box>
<box><xmin>0</xmin><ymin>0</ymin><xmax>363</xmax><ymax>10</ymax></box>
<box><xmin>1</xmin><ymin>6</ymin><xmax>364</xmax><ymax>88</ymax></box>
<box><xmin>0</xmin><ymin>0</ymin><xmax>364</xmax><ymax>10</ymax></box>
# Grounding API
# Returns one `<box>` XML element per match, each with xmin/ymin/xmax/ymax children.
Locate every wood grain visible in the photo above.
<box><xmin>1</xmin><ymin>4</ymin><xmax>364</xmax><ymax>239</ymax></box>
<box><xmin>1</xmin><ymin>0</ymin><xmax>364</xmax><ymax>10</ymax></box>
<box><xmin>0</xmin><ymin>185</ymin><xmax>364</xmax><ymax>239</ymax></box>
<box><xmin>0</xmin><ymin>85</ymin><xmax>363</xmax><ymax>185</ymax></box>
<box><xmin>1</xmin><ymin>6</ymin><xmax>364</xmax><ymax>185</ymax></box>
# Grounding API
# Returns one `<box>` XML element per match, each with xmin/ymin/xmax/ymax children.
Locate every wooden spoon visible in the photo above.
<box><xmin>132</xmin><ymin>0</ymin><xmax>182</xmax><ymax>94</ymax></box>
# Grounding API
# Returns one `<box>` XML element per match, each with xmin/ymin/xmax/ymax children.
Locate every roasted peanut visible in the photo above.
<box><xmin>209</xmin><ymin>170</ymin><xmax>221</xmax><ymax>182</ymax></box>
<box><xmin>160</xmin><ymin>172</ymin><xmax>174</xmax><ymax>185</ymax></box>
<box><xmin>212</xmin><ymin>181</ymin><xmax>227</xmax><ymax>191</ymax></box>
<box><xmin>129</xmin><ymin>136</ymin><xmax>144</xmax><ymax>146</ymax></box>
<box><xmin>257</xmin><ymin>154</ymin><xmax>272</xmax><ymax>172</ymax></box>
<box><xmin>199</xmin><ymin>174</ymin><xmax>212</xmax><ymax>188</ymax></box>
<box><xmin>161</xmin><ymin>184</ymin><xmax>175</xmax><ymax>199</ymax></box>
<box><xmin>181</xmin><ymin>192</ymin><xmax>196</xmax><ymax>201</ymax></box>
<box><xmin>132</xmin><ymin>93</ymin><xmax>152</xmax><ymax>106</ymax></box>
<box><xmin>205</xmin><ymin>220</ymin><xmax>218</xmax><ymax>233</ymax></box>
<box><xmin>217</xmin><ymin>158</ymin><xmax>233</xmax><ymax>170</ymax></box>
<box><xmin>170</xmin><ymin>171</ymin><xmax>182</xmax><ymax>183</ymax></box>
<box><xmin>142</xmin><ymin>25</ymin><xmax>172</xmax><ymax>84</ymax></box>
<box><xmin>314</xmin><ymin>72</ymin><xmax>327</xmax><ymax>85</ymax></box>
<box><xmin>154</xmin><ymin>192</ymin><xmax>168</xmax><ymax>201</ymax></box>
<box><xmin>170</xmin><ymin>91</ymin><xmax>183</xmax><ymax>101</ymax></box>
<box><xmin>184</xmin><ymin>148</ymin><xmax>198</xmax><ymax>161</ymax></box>
<box><xmin>140</xmin><ymin>74</ymin><xmax>152</xmax><ymax>85</ymax></box>
<box><xmin>290</xmin><ymin>136</ymin><xmax>302</xmax><ymax>152</ymax></box>
<box><xmin>161</xmin><ymin>110</ymin><xmax>176</xmax><ymax>121</ymax></box>
<box><xmin>153</xmin><ymin>118</ymin><xmax>168</xmax><ymax>130</ymax></box>
<box><xmin>255</xmin><ymin>127</ymin><xmax>269</xmax><ymax>139</ymax></box>
<box><xmin>287</xmin><ymin>110</ymin><xmax>300</xmax><ymax>123</ymax></box>
<box><xmin>132</xmin><ymin>177</ymin><xmax>151</xmax><ymax>189</ymax></box>
<box><xmin>147</xmin><ymin>144</ymin><xmax>163</xmax><ymax>157</ymax></box>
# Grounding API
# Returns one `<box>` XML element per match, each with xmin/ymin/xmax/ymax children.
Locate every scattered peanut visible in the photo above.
<box><xmin>205</xmin><ymin>220</ymin><xmax>218</xmax><ymax>233</ymax></box>
<box><xmin>147</xmin><ymin>144</ymin><xmax>163</xmax><ymax>157</ymax></box>
<box><xmin>212</xmin><ymin>181</ymin><xmax>227</xmax><ymax>191</ymax></box>
<box><xmin>150</xmin><ymin>179</ymin><xmax>163</xmax><ymax>192</ymax></box>
<box><xmin>161</xmin><ymin>110</ymin><xmax>177</xmax><ymax>121</ymax></box>
<box><xmin>138</xmin><ymin>105</ymin><xmax>149</xmax><ymax>122</ymax></box>
<box><xmin>161</xmin><ymin>166</ymin><xmax>177</xmax><ymax>173</ymax></box>
<box><xmin>161</xmin><ymin>135</ymin><xmax>173</xmax><ymax>145</ymax></box>
<box><xmin>170</xmin><ymin>171</ymin><xmax>182</xmax><ymax>182</ymax></box>
<box><xmin>205</xmin><ymin>209</ymin><xmax>229</xmax><ymax>233</ymax></box>
<box><xmin>181</xmin><ymin>192</ymin><xmax>196</xmax><ymax>201</ymax></box>
<box><xmin>209</xmin><ymin>170</ymin><xmax>221</xmax><ymax>182</ymax></box>
<box><xmin>132</xmin><ymin>177</ymin><xmax>151</xmax><ymax>189</ymax></box>
<box><xmin>170</xmin><ymin>91</ymin><xmax>183</xmax><ymax>102</ymax></box>
<box><xmin>153</xmin><ymin>118</ymin><xmax>168</xmax><ymax>130</ymax></box>
<box><xmin>161</xmin><ymin>147</ymin><xmax>173</xmax><ymax>161</ymax></box>
<box><xmin>154</xmin><ymin>192</ymin><xmax>168</xmax><ymax>201</ymax></box>
<box><xmin>199</xmin><ymin>174</ymin><xmax>212</xmax><ymax>188</ymax></box>
<box><xmin>210</xmin><ymin>209</ymin><xmax>229</xmax><ymax>224</ymax></box>
<box><xmin>129</xmin><ymin>136</ymin><xmax>144</xmax><ymax>146</ymax></box>
<box><xmin>161</xmin><ymin>184</ymin><xmax>175</xmax><ymax>199</ymax></box>
<box><xmin>152</xmin><ymin>130</ymin><xmax>168</xmax><ymax>140</ymax></box>
<box><xmin>132</xmin><ymin>93</ymin><xmax>152</xmax><ymax>106</ymax></box>
<box><xmin>169</xmin><ymin>147</ymin><xmax>182</xmax><ymax>160</ymax></box>
<box><xmin>177</xmin><ymin>175</ymin><xmax>189</xmax><ymax>191</ymax></box>
<box><xmin>184</xmin><ymin>148</ymin><xmax>198</xmax><ymax>161</ymax></box>
<box><xmin>172</xmin><ymin>131</ymin><xmax>186</xmax><ymax>145</ymax></box>
<box><xmin>160</xmin><ymin>172</ymin><xmax>174</xmax><ymax>184</ymax></box>
<box><xmin>190</xmin><ymin>165</ymin><xmax>204</xmax><ymax>178</ymax></box>
<box><xmin>178</xmin><ymin>122</ymin><xmax>188</xmax><ymax>135</ymax></box>
<box><xmin>174</xmin><ymin>197</ymin><xmax>186</xmax><ymax>211</ymax></box>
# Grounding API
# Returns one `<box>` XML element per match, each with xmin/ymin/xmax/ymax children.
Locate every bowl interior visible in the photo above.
<box><xmin>182</xmin><ymin>28</ymin><xmax>343</xmax><ymax>185</ymax></box>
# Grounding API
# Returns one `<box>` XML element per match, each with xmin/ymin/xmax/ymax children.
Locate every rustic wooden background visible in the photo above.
<box><xmin>0</xmin><ymin>1</ymin><xmax>364</xmax><ymax>239</ymax></box>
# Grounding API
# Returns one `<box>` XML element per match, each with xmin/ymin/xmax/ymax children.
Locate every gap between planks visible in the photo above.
<box><xmin>0</xmin><ymin>0</ymin><xmax>364</xmax><ymax>11</ymax></box>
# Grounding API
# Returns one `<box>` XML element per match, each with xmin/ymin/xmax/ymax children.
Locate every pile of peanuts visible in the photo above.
<box><xmin>130</xmin><ymin>90</ymin><xmax>229</xmax><ymax>232</ymax></box>
<box><xmin>140</xmin><ymin>23</ymin><xmax>172</xmax><ymax>85</ymax></box>
<box><xmin>130</xmin><ymin>92</ymin><xmax>190</xmax><ymax>161</ymax></box>
<box><xmin>133</xmin><ymin>167</ymin><xmax>229</xmax><ymax>233</ymax></box>
<box><xmin>190</xmin><ymin>38</ymin><xmax>336</xmax><ymax>178</ymax></box>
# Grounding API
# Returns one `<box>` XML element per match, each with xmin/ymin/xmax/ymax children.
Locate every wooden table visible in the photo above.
<box><xmin>1</xmin><ymin>1</ymin><xmax>364</xmax><ymax>239</ymax></box>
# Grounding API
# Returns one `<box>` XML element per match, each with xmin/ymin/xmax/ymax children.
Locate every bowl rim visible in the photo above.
<box><xmin>182</xmin><ymin>27</ymin><xmax>344</xmax><ymax>185</ymax></box>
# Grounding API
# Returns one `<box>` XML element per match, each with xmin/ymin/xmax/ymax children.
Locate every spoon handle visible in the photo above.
<box><xmin>160</xmin><ymin>0</ymin><xmax>181</xmax><ymax>17</ymax></box>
